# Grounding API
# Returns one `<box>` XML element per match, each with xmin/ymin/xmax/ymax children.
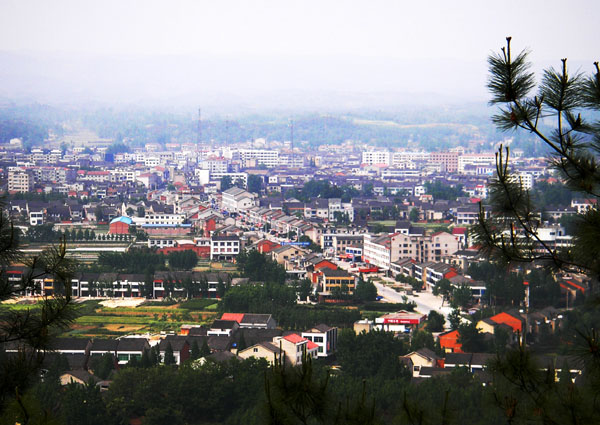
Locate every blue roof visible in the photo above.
<box><xmin>110</xmin><ymin>216</ymin><xmax>133</xmax><ymax>225</ymax></box>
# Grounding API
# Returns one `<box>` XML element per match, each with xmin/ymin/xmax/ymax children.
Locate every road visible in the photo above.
<box><xmin>374</xmin><ymin>282</ymin><xmax>453</xmax><ymax>329</ymax></box>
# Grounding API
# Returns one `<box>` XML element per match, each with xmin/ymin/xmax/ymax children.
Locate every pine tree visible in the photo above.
<box><xmin>237</xmin><ymin>332</ymin><xmax>247</xmax><ymax>352</ymax></box>
<box><xmin>0</xmin><ymin>207</ymin><xmax>78</xmax><ymax>408</ymax></box>
<box><xmin>474</xmin><ymin>37</ymin><xmax>600</xmax><ymax>280</ymax></box>
<box><xmin>164</xmin><ymin>342</ymin><xmax>176</xmax><ymax>365</ymax></box>
<box><xmin>141</xmin><ymin>348</ymin><xmax>151</xmax><ymax>368</ymax></box>
<box><xmin>199</xmin><ymin>338</ymin><xmax>211</xmax><ymax>358</ymax></box>
<box><xmin>190</xmin><ymin>340</ymin><xmax>200</xmax><ymax>360</ymax></box>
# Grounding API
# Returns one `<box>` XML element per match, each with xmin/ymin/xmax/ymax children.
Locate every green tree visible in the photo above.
<box><xmin>190</xmin><ymin>340</ymin><xmax>201</xmax><ymax>360</ymax></box>
<box><xmin>126</xmin><ymin>207</ymin><xmax>134</xmax><ymax>216</ymax></box>
<box><xmin>164</xmin><ymin>342</ymin><xmax>176</xmax><ymax>365</ymax></box>
<box><xmin>61</xmin><ymin>381</ymin><xmax>108</xmax><ymax>425</ymax></box>
<box><xmin>199</xmin><ymin>338</ymin><xmax>211</xmax><ymax>357</ymax></box>
<box><xmin>296</xmin><ymin>278</ymin><xmax>313</xmax><ymax>301</ymax></box>
<box><xmin>427</xmin><ymin>310</ymin><xmax>446</xmax><ymax>332</ymax></box>
<box><xmin>410</xmin><ymin>329</ymin><xmax>435</xmax><ymax>352</ymax></box>
<box><xmin>474</xmin><ymin>37</ymin><xmax>600</xmax><ymax>279</ymax></box>
<box><xmin>90</xmin><ymin>353</ymin><xmax>115</xmax><ymax>380</ymax></box>
<box><xmin>94</xmin><ymin>205</ymin><xmax>105</xmax><ymax>222</ymax></box>
<box><xmin>0</xmin><ymin>210</ymin><xmax>77</xmax><ymax>408</ymax></box>
<box><xmin>451</xmin><ymin>283</ymin><xmax>472</xmax><ymax>311</ymax></box>
<box><xmin>220</xmin><ymin>175</ymin><xmax>233</xmax><ymax>191</ymax></box>
<box><xmin>448</xmin><ymin>308</ymin><xmax>462</xmax><ymax>330</ymax></box>
<box><xmin>432</xmin><ymin>278</ymin><xmax>453</xmax><ymax>306</ymax></box>
<box><xmin>354</xmin><ymin>277</ymin><xmax>378</xmax><ymax>302</ymax></box>
<box><xmin>409</xmin><ymin>207</ymin><xmax>420</xmax><ymax>222</ymax></box>
<box><xmin>247</xmin><ymin>174</ymin><xmax>263</xmax><ymax>193</ymax></box>
<box><xmin>458</xmin><ymin>322</ymin><xmax>487</xmax><ymax>353</ymax></box>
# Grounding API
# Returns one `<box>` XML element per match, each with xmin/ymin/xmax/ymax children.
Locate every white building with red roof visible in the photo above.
<box><xmin>238</xmin><ymin>333</ymin><xmax>318</xmax><ymax>365</ymax></box>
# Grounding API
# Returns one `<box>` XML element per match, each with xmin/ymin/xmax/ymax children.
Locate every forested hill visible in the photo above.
<box><xmin>0</xmin><ymin>102</ymin><xmax>546</xmax><ymax>154</ymax></box>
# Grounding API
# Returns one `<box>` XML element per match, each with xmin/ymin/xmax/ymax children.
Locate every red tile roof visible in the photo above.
<box><xmin>221</xmin><ymin>313</ymin><xmax>245</xmax><ymax>323</ymax></box>
<box><xmin>283</xmin><ymin>334</ymin><xmax>307</xmax><ymax>344</ymax></box>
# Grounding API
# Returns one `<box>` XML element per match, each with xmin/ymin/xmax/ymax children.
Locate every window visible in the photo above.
<box><xmin>253</xmin><ymin>347</ymin><xmax>258</xmax><ymax>353</ymax></box>
<box><xmin>314</xmin><ymin>336</ymin><xmax>324</xmax><ymax>343</ymax></box>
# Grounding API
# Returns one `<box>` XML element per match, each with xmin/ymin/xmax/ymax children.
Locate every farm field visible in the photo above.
<box><xmin>1</xmin><ymin>298</ymin><xmax>220</xmax><ymax>339</ymax></box>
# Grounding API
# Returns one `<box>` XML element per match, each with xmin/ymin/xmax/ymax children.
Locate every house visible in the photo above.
<box><xmin>210</xmin><ymin>235</ymin><xmax>240</xmax><ymax>261</ymax></box>
<box><xmin>238</xmin><ymin>333</ymin><xmax>318</xmax><ymax>366</ymax></box>
<box><xmin>482</xmin><ymin>311</ymin><xmax>524</xmax><ymax>333</ymax></box>
<box><xmin>207</xmin><ymin>320</ymin><xmax>239</xmax><ymax>337</ymax></box>
<box><xmin>158</xmin><ymin>335</ymin><xmax>190</xmax><ymax>365</ymax></box>
<box><xmin>60</xmin><ymin>370</ymin><xmax>102</xmax><ymax>386</ymax></box>
<box><xmin>115</xmin><ymin>338</ymin><xmax>150</xmax><ymax>365</ymax></box>
<box><xmin>220</xmin><ymin>313</ymin><xmax>277</xmax><ymax>329</ymax></box>
<box><xmin>401</xmin><ymin>348</ymin><xmax>443</xmax><ymax>377</ymax></box>
<box><xmin>302</xmin><ymin>324</ymin><xmax>338</xmax><ymax>357</ymax></box>
<box><xmin>319</xmin><ymin>268</ymin><xmax>356</xmax><ymax>295</ymax></box>
<box><xmin>109</xmin><ymin>216</ymin><xmax>133</xmax><ymax>234</ymax></box>
<box><xmin>48</xmin><ymin>338</ymin><xmax>91</xmax><ymax>356</ymax></box>
<box><xmin>89</xmin><ymin>339</ymin><xmax>119</xmax><ymax>357</ymax></box>
<box><xmin>271</xmin><ymin>245</ymin><xmax>309</xmax><ymax>266</ymax></box>
<box><xmin>221</xmin><ymin>187</ymin><xmax>256</xmax><ymax>213</ymax></box>
<box><xmin>353</xmin><ymin>319</ymin><xmax>374</xmax><ymax>334</ymax></box>
<box><xmin>438</xmin><ymin>329</ymin><xmax>463</xmax><ymax>353</ymax></box>
<box><xmin>444</xmin><ymin>352</ymin><xmax>495</xmax><ymax>372</ymax></box>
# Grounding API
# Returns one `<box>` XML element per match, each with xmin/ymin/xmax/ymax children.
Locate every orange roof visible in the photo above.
<box><xmin>283</xmin><ymin>334</ymin><xmax>306</xmax><ymax>344</ymax></box>
<box><xmin>307</xmin><ymin>341</ymin><xmax>319</xmax><ymax>350</ymax></box>
<box><xmin>221</xmin><ymin>313</ymin><xmax>245</xmax><ymax>323</ymax></box>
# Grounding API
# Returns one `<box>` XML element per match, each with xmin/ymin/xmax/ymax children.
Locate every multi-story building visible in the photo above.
<box><xmin>364</xmin><ymin>231</ymin><xmax>460</xmax><ymax>270</ymax></box>
<box><xmin>457</xmin><ymin>153</ymin><xmax>496</xmax><ymax>173</ymax></box>
<box><xmin>319</xmin><ymin>268</ymin><xmax>356</xmax><ymax>294</ymax></box>
<box><xmin>237</xmin><ymin>149</ymin><xmax>279</xmax><ymax>168</ymax></box>
<box><xmin>362</xmin><ymin>150</ymin><xmax>390</xmax><ymax>166</ymax></box>
<box><xmin>210</xmin><ymin>235</ymin><xmax>240</xmax><ymax>261</ymax></box>
<box><xmin>302</xmin><ymin>324</ymin><xmax>338</xmax><ymax>357</ymax></box>
<box><xmin>430</xmin><ymin>151</ymin><xmax>459</xmax><ymax>173</ymax></box>
<box><xmin>221</xmin><ymin>187</ymin><xmax>256</xmax><ymax>213</ymax></box>
<box><xmin>8</xmin><ymin>168</ymin><xmax>34</xmax><ymax>193</ymax></box>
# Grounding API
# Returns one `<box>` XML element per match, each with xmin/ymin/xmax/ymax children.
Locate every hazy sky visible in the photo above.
<box><xmin>0</xmin><ymin>0</ymin><xmax>598</xmax><ymax>108</ymax></box>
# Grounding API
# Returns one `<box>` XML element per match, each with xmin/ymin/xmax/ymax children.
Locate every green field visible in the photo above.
<box><xmin>57</xmin><ymin>299</ymin><xmax>221</xmax><ymax>338</ymax></box>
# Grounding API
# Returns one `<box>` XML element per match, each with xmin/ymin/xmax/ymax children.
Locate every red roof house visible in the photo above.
<box><xmin>438</xmin><ymin>329</ymin><xmax>463</xmax><ymax>353</ymax></box>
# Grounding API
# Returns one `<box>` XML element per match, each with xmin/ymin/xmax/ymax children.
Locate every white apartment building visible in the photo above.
<box><xmin>200</xmin><ymin>158</ymin><xmax>229</xmax><ymax>174</ymax></box>
<box><xmin>237</xmin><ymin>149</ymin><xmax>279</xmax><ymax>168</ymax></box>
<box><xmin>143</xmin><ymin>213</ymin><xmax>185</xmax><ymax>226</ymax></box>
<box><xmin>328</xmin><ymin>198</ymin><xmax>354</xmax><ymax>222</ymax></box>
<box><xmin>381</xmin><ymin>169</ymin><xmax>421</xmax><ymax>179</ymax></box>
<box><xmin>458</xmin><ymin>153</ymin><xmax>496</xmax><ymax>173</ymax></box>
<box><xmin>516</xmin><ymin>172</ymin><xmax>534</xmax><ymax>190</ymax></box>
<box><xmin>210</xmin><ymin>236</ymin><xmax>240</xmax><ymax>261</ymax></box>
<box><xmin>362</xmin><ymin>150</ymin><xmax>390</xmax><ymax>166</ymax></box>
<box><xmin>392</xmin><ymin>151</ymin><xmax>430</xmax><ymax>165</ymax></box>
<box><xmin>211</xmin><ymin>172</ymin><xmax>248</xmax><ymax>187</ymax></box>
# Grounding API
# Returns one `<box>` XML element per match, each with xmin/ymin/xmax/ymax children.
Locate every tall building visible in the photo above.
<box><xmin>430</xmin><ymin>152</ymin><xmax>459</xmax><ymax>173</ymax></box>
<box><xmin>237</xmin><ymin>149</ymin><xmax>279</xmax><ymax>168</ymax></box>
<box><xmin>362</xmin><ymin>150</ymin><xmax>390</xmax><ymax>166</ymax></box>
<box><xmin>8</xmin><ymin>168</ymin><xmax>34</xmax><ymax>193</ymax></box>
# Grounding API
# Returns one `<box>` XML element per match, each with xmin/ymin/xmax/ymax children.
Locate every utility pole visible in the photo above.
<box><xmin>290</xmin><ymin>118</ymin><xmax>294</xmax><ymax>168</ymax></box>
<box><xmin>196</xmin><ymin>108</ymin><xmax>201</xmax><ymax>164</ymax></box>
<box><xmin>523</xmin><ymin>280</ymin><xmax>530</xmax><ymax>347</ymax></box>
